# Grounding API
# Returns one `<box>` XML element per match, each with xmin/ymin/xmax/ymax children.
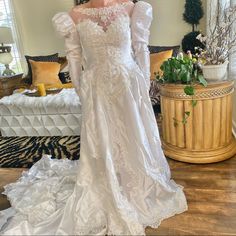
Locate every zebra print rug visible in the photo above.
<box><xmin>0</xmin><ymin>136</ymin><xmax>80</xmax><ymax>168</ymax></box>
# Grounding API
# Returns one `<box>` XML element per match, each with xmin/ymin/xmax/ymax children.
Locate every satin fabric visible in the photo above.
<box><xmin>52</xmin><ymin>11</ymin><xmax>82</xmax><ymax>96</ymax></box>
<box><xmin>0</xmin><ymin>1</ymin><xmax>187</xmax><ymax>235</ymax></box>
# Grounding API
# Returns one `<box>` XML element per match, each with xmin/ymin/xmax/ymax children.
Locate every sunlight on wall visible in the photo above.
<box><xmin>146</xmin><ymin>0</ymin><xmax>207</xmax><ymax>46</ymax></box>
<box><xmin>12</xmin><ymin>0</ymin><xmax>74</xmax><ymax>56</ymax></box>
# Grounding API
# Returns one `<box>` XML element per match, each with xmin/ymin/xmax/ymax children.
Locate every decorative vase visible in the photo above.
<box><xmin>202</xmin><ymin>61</ymin><xmax>229</xmax><ymax>81</ymax></box>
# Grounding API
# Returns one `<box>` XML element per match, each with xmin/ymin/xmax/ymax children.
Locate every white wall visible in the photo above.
<box><xmin>146</xmin><ymin>0</ymin><xmax>206</xmax><ymax>46</ymax></box>
<box><xmin>14</xmin><ymin>0</ymin><xmax>207</xmax><ymax>57</ymax></box>
<box><xmin>13</xmin><ymin>0</ymin><xmax>74</xmax><ymax>57</ymax></box>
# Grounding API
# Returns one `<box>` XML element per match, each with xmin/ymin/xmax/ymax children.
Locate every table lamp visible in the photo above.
<box><xmin>0</xmin><ymin>26</ymin><xmax>15</xmax><ymax>76</ymax></box>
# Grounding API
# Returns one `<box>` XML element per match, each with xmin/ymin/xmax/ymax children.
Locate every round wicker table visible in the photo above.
<box><xmin>160</xmin><ymin>80</ymin><xmax>236</xmax><ymax>164</ymax></box>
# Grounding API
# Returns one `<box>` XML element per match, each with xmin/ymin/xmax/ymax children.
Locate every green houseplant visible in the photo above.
<box><xmin>156</xmin><ymin>54</ymin><xmax>207</xmax><ymax>125</ymax></box>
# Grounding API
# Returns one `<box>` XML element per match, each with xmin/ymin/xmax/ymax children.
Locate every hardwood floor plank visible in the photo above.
<box><xmin>186</xmin><ymin>201</ymin><xmax>236</xmax><ymax>216</ymax></box>
<box><xmin>0</xmin><ymin>157</ymin><xmax>236</xmax><ymax>235</ymax></box>
<box><xmin>185</xmin><ymin>189</ymin><xmax>236</xmax><ymax>203</ymax></box>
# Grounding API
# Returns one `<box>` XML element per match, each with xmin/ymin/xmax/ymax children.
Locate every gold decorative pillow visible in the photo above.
<box><xmin>29</xmin><ymin>60</ymin><xmax>62</xmax><ymax>86</ymax></box>
<box><xmin>45</xmin><ymin>83</ymin><xmax>74</xmax><ymax>89</ymax></box>
<box><xmin>150</xmin><ymin>50</ymin><xmax>173</xmax><ymax>80</ymax></box>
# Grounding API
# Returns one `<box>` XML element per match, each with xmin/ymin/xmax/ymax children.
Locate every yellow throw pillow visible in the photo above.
<box><xmin>29</xmin><ymin>60</ymin><xmax>62</xmax><ymax>86</ymax></box>
<box><xmin>150</xmin><ymin>50</ymin><xmax>173</xmax><ymax>80</ymax></box>
<box><xmin>45</xmin><ymin>83</ymin><xmax>74</xmax><ymax>89</ymax></box>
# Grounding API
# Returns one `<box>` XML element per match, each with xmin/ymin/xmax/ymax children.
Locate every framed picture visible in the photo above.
<box><xmin>74</xmin><ymin>0</ymin><xmax>139</xmax><ymax>5</ymax></box>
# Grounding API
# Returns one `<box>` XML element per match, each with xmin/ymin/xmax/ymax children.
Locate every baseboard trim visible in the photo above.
<box><xmin>233</xmin><ymin>120</ymin><xmax>236</xmax><ymax>138</ymax></box>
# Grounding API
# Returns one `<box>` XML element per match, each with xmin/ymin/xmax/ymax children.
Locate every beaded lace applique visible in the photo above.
<box><xmin>72</xmin><ymin>2</ymin><xmax>131</xmax><ymax>32</ymax></box>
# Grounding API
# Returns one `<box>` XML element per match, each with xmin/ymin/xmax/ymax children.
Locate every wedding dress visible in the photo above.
<box><xmin>0</xmin><ymin>1</ymin><xmax>187</xmax><ymax>235</ymax></box>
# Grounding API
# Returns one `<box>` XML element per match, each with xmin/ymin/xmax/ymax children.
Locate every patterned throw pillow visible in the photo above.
<box><xmin>59</xmin><ymin>72</ymin><xmax>71</xmax><ymax>84</ymax></box>
<box><xmin>25</xmin><ymin>53</ymin><xmax>59</xmax><ymax>84</ymax></box>
<box><xmin>149</xmin><ymin>79</ymin><xmax>161</xmax><ymax>114</ymax></box>
<box><xmin>148</xmin><ymin>45</ymin><xmax>180</xmax><ymax>57</ymax></box>
<box><xmin>149</xmin><ymin>80</ymin><xmax>161</xmax><ymax>106</ymax></box>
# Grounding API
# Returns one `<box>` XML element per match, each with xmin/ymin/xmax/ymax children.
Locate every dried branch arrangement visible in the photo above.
<box><xmin>197</xmin><ymin>0</ymin><xmax>236</xmax><ymax>65</ymax></box>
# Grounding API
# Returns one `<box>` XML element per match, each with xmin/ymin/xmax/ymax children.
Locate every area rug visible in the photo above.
<box><xmin>0</xmin><ymin>136</ymin><xmax>80</xmax><ymax>168</ymax></box>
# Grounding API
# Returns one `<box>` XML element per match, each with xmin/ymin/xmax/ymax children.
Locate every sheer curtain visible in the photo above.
<box><xmin>206</xmin><ymin>0</ymin><xmax>236</xmax><ymax>136</ymax></box>
<box><xmin>0</xmin><ymin>0</ymin><xmax>24</xmax><ymax>74</ymax></box>
<box><xmin>230</xmin><ymin>0</ymin><xmax>236</xmax><ymax>137</ymax></box>
<box><xmin>207</xmin><ymin>0</ymin><xmax>236</xmax><ymax>136</ymax></box>
<box><xmin>207</xmin><ymin>0</ymin><xmax>236</xmax><ymax>77</ymax></box>
<box><xmin>229</xmin><ymin>0</ymin><xmax>236</xmax><ymax>79</ymax></box>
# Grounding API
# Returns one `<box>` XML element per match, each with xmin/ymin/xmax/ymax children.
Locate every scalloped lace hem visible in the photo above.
<box><xmin>62</xmin><ymin>204</ymin><xmax>188</xmax><ymax>235</ymax></box>
<box><xmin>0</xmin><ymin>156</ymin><xmax>188</xmax><ymax>235</ymax></box>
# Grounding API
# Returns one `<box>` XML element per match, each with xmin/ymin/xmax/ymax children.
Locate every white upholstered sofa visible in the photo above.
<box><xmin>0</xmin><ymin>88</ymin><xmax>82</xmax><ymax>136</ymax></box>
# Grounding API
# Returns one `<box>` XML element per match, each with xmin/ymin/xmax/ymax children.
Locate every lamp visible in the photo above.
<box><xmin>0</xmin><ymin>26</ymin><xmax>15</xmax><ymax>76</ymax></box>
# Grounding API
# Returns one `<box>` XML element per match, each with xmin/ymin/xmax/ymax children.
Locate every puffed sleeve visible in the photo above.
<box><xmin>131</xmin><ymin>1</ymin><xmax>153</xmax><ymax>91</ymax></box>
<box><xmin>52</xmin><ymin>12</ymin><xmax>82</xmax><ymax>96</ymax></box>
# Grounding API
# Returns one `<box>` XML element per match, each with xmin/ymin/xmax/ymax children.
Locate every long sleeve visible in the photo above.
<box><xmin>131</xmin><ymin>1</ymin><xmax>153</xmax><ymax>91</ymax></box>
<box><xmin>52</xmin><ymin>12</ymin><xmax>82</xmax><ymax>96</ymax></box>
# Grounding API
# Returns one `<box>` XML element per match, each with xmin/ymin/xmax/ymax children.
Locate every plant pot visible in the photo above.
<box><xmin>202</xmin><ymin>61</ymin><xmax>229</xmax><ymax>81</ymax></box>
<box><xmin>160</xmin><ymin>80</ymin><xmax>236</xmax><ymax>164</ymax></box>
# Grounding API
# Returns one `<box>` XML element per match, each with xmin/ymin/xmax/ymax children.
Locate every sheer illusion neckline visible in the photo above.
<box><xmin>74</xmin><ymin>1</ymin><xmax>131</xmax><ymax>32</ymax></box>
<box><xmin>74</xmin><ymin>1</ymin><xmax>130</xmax><ymax>14</ymax></box>
<box><xmin>76</xmin><ymin>14</ymin><xmax>130</xmax><ymax>33</ymax></box>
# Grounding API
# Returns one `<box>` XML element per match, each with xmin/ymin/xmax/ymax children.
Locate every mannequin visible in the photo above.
<box><xmin>88</xmin><ymin>0</ymin><xmax>121</xmax><ymax>8</ymax></box>
<box><xmin>80</xmin><ymin>0</ymin><xmax>128</xmax><ymax>8</ymax></box>
<box><xmin>70</xmin><ymin>0</ymin><xmax>134</xmax><ymax>26</ymax></box>
<box><xmin>0</xmin><ymin>1</ymin><xmax>188</xmax><ymax>235</ymax></box>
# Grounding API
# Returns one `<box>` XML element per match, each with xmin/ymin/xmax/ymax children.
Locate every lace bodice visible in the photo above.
<box><xmin>52</xmin><ymin>1</ymin><xmax>153</xmax><ymax>93</ymax></box>
<box><xmin>76</xmin><ymin>6</ymin><xmax>133</xmax><ymax>69</ymax></box>
<box><xmin>69</xmin><ymin>1</ymin><xmax>134</xmax><ymax>71</ymax></box>
<box><xmin>71</xmin><ymin>1</ymin><xmax>133</xmax><ymax>32</ymax></box>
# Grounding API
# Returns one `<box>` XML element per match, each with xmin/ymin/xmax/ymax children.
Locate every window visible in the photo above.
<box><xmin>0</xmin><ymin>0</ymin><xmax>23</xmax><ymax>74</ymax></box>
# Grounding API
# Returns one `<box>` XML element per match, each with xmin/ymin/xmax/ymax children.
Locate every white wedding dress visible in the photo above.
<box><xmin>0</xmin><ymin>1</ymin><xmax>187</xmax><ymax>235</ymax></box>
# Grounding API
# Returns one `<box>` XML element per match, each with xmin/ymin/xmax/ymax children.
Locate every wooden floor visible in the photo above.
<box><xmin>0</xmin><ymin>156</ymin><xmax>236</xmax><ymax>235</ymax></box>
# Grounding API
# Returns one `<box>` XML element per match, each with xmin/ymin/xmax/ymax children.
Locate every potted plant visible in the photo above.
<box><xmin>196</xmin><ymin>1</ymin><xmax>236</xmax><ymax>81</ymax></box>
<box><xmin>158</xmin><ymin>53</ymin><xmax>207</xmax><ymax>92</ymax></box>
<box><xmin>157</xmin><ymin>53</ymin><xmax>207</xmax><ymax>125</ymax></box>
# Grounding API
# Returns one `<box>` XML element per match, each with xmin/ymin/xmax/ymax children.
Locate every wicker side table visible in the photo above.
<box><xmin>160</xmin><ymin>80</ymin><xmax>236</xmax><ymax>164</ymax></box>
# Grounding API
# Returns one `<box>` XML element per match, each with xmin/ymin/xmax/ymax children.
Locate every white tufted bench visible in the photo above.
<box><xmin>0</xmin><ymin>89</ymin><xmax>82</xmax><ymax>136</ymax></box>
